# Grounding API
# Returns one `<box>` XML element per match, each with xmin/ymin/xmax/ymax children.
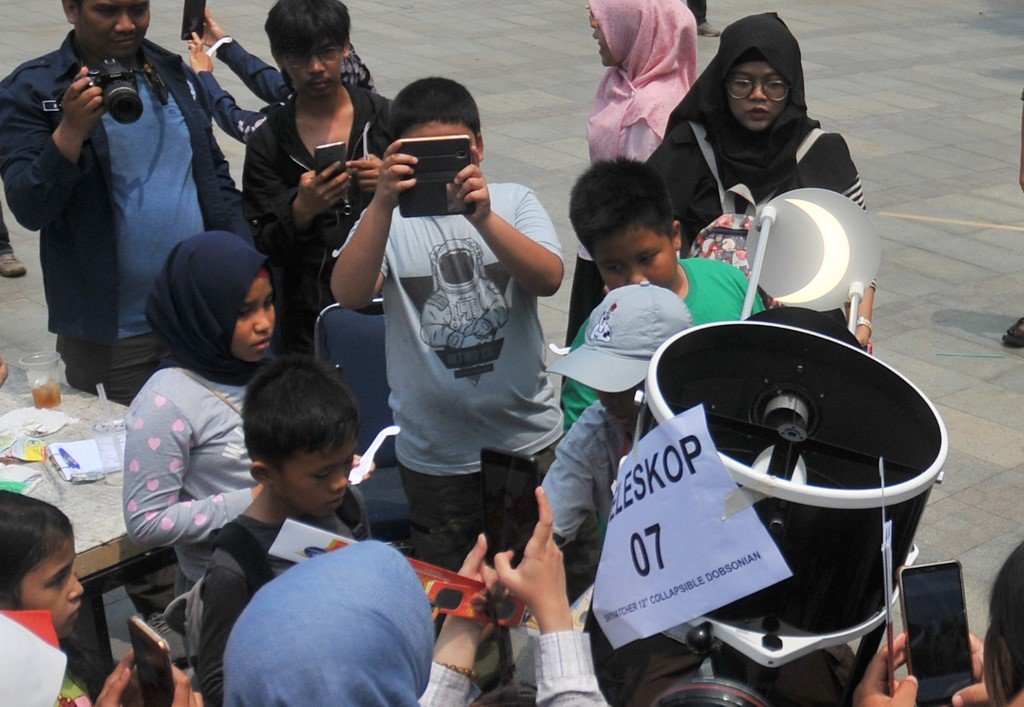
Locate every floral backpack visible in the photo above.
<box><xmin>687</xmin><ymin>121</ymin><xmax>825</xmax><ymax>276</ymax></box>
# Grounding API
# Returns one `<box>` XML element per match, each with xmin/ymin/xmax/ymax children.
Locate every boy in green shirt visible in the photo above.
<box><xmin>561</xmin><ymin>159</ymin><xmax>762</xmax><ymax>430</ymax></box>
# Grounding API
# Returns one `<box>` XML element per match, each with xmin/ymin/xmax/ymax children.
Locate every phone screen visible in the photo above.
<box><xmin>127</xmin><ymin>617</ymin><xmax>175</xmax><ymax>707</ymax></box>
<box><xmin>481</xmin><ymin>448</ymin><xmax>539</xmax><ymax>565</ymax></box>
<box><xmin>900</xmin><ymin>562</ymin><xmax>973</xmax><ymax>704</ymax></box>
<box><xmin>180</xmin><ymin>0</ymin><xmax>206</xmax><ymax>41</ymax></box>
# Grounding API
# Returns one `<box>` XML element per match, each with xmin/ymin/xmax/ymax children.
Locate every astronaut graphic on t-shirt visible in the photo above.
<box><xmin>417</xmin><ymin>239</ymin><xmax>509</xmax><ymax>380</ymax></box>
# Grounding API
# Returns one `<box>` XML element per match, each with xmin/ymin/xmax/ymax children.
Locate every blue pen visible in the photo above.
<box><xmin>58</xmin><ymin>447</ymin><xmax>80</xmax><ymax>470</ymax></box>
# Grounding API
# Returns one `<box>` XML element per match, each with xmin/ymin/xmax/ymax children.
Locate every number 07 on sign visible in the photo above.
<box><xmin>593</xmin><ymin>404</ymin><xmax>792</xmax><ymax>649</ymax></box>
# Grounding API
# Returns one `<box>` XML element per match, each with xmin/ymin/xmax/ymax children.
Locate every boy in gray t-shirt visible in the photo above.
<box><xmin>332</xmin><ymin>78</ymin><xmax>563</xmax><ymax>570</ymax></box>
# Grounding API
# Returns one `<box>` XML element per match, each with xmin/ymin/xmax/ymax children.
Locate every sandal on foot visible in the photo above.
<box><xmin>1002</xmin><ymin>316</ymin><xmax>1024</xmax><ymax>347</ymax></box>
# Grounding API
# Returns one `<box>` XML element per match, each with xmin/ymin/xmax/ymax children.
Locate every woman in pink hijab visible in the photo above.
<box><xmin>565</xmin><ymin>0</ymin><xmax>697</xmax><ymax>343</ymax></box>
<box><xmin>587</xmin><ymin>0</ymin><xmax>697</xmax><ymax>162</ymax></box>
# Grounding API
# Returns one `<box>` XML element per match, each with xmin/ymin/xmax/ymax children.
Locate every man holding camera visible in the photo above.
<box><xmin>0</xmin><ymin>0</ymin><xmax>249</xmax><ymax>405</ymax></box>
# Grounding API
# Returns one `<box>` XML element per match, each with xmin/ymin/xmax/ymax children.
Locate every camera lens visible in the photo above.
<box><xmin>104</xmin><ymin>82</ymin><xmax>143</xmax><ymax>124</ymax></box>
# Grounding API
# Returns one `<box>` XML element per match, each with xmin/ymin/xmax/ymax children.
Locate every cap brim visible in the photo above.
<box><xmin>547</xmin><ymin>347</ymin><xmax>648</xmax><ymax>393</ymax></box>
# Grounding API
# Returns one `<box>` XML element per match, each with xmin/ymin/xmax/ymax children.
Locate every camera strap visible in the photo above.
<box><xmin>139</xmin><ymin>59</ymin><xmax>169</xmax><ymax>106</ymax></box>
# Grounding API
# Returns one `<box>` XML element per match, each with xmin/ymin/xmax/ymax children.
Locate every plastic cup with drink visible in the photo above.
<box><xmin>19</xmin><ymin>352</ymin><xmax>62</xmax><ymax>409</ymax></box>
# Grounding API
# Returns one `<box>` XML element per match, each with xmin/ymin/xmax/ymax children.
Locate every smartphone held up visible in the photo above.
<box><xmin>398</xmin><ymin>135</ymin><xmax>474</xmax><ymax>218</ymax></box>
<box><xmin>126</xmin><ymin>616</ymin><xmax>176</xmax><ymax>707</ymax></box>
<box><xmin>314</xmin><ymin>141</ymin><xmax>348</xmax><ymax>174</ymax></box>
<box><xmin>180</xmin><ymin>0</ymin><xmax>206</xmax><ymax>42</ymax></box>
<box><xmin>481</xmin><ymin>447</ymin><xmax>539</xmax><ymax>566</ymax></box>
<box><xmin>899</xmin><ymin>560</ymin><xmax>973</xmax><ymax>705</ymax></box>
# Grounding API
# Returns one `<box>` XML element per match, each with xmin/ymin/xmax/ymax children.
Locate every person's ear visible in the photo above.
<box><xmin>250</xmin><ymin>461</ymin><xmax>274</xmax><ymax>486</ymax></box>
<box><xmin>61</xmin><ymin>0</ymin><xmax>79</xmax><ymax>25</ymax></box>
<box><xmin>473</xmin><ymin>131</ymin><xmax>484</xmax><ymax>164</ymax></box>
<box><xmin>342</xmin><ymin>43</ymin><xmax>351</xmax><ymax>60</ymax></box>
<box><xmin>671</xmin><ymin>219</ymin><xmax>683</xmax><ymax>254</ymax></box>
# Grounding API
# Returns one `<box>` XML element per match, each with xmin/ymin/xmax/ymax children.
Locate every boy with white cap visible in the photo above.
<box><xmin>543</xmin><ymin>280</ymin><xmax>704</xmax><ymax>705</ymax></box>
<box><xmin>542</xmin><ymin>280</ymin><xmax>694</xmax><ymax>545</ymax></box>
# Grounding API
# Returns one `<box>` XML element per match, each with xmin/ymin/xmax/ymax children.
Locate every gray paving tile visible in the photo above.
<box><xmin>873</xmin><ymin>350</ymin><xmax>979</xmax><ymax>400</ymax></box>
<box><xmin>939</xmin><ymin>381</ymin><xmax>1024</xmax><ymax>436</ymax></box>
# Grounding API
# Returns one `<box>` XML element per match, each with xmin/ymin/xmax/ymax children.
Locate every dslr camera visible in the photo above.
<box><xmin>57</xmin><ymin>59</ymin><xmax>143</xmax><ymax>124</ymax></box>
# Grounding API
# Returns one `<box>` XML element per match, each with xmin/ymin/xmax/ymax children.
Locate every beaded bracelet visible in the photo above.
<box><xmin>440</xmin><ymin>663</ymin><xmax>474</xmax><ymax>679</ymax></box>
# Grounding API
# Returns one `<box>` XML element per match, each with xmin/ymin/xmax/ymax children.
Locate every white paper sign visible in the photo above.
<box><xmin>593</xmin><ymin>404</ymin><xmax>792</xmax><ymax>649</ymax></box>
<box><xmin>0</xmin><ymin>614</ymin><xmax>67</xmax><ymax>707</ymax></box>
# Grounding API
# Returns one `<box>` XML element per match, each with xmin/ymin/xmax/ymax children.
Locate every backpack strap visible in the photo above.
<box><xmin>689</xmin><ymin>123</ymin><xmax>828</xmax><ymax>213</ymax></box>
<box><xmin>688</xmin><ymin>121</ymin><xmax>757</xmax><ymax>215</ymax></box>
<box><xmin>795</xmin><ymin>127</ymin><xmax>825</xmax><ymax>163</ymax></box>
<box><xmin>213</xmin><ymin>522</ymin><xmax>275</xmax><ymax>596</ymax></box>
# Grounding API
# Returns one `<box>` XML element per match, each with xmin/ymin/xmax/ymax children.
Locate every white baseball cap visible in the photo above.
<box><xmin>548</xmin><ymin>281</ymin><xmax>694</xmax><ymax>393</ymax></box>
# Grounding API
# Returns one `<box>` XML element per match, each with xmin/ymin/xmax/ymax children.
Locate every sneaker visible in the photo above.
<box><xmin>697</xmin><ymin>22</ymin><xmax>722</xmax><ymax>37</ymax></box>
<box><xmin>0</xmin><ymin>252</ymin><xmax>26</xmax><ymax>278</ymax></box>
<box><xmin>145</xmin><ymin>611</ymin><xmax>188</xmax><ymax>663</ymax></box>
<box><xmin>1003</xmin><ymin>316</ymin><xmax>1024</xmax><ymax>348</ymax></box>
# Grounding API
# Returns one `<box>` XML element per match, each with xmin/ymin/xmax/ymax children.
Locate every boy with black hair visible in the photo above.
<box><xmin>196</xmin><ymin>355</ymin><xmax>369</xmax><ymax>705</ymax></box>
<box><xmin>244</xmin><ymin>0</ymin><xmax>390</xmax><ymax>355</ymax></box>
<box><xmin>331</xmin><ymin>77</ymin><xmax>564</xmax><ymax>573</ymax></box>
<box><xmin>561</xmin><ymin>158</ymin><xmax>761</xmax><ymax>430</ymax></box>
<box><xmin>543</xmin><ymin>282</ymin><xmax>692</xmax><ymax>544</ymax></box>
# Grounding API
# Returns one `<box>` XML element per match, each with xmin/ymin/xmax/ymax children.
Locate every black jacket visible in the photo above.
<box><xmin>242</xmin><ymin>86</ymin><xmax>391</xmax><ymax>354</ymax></box>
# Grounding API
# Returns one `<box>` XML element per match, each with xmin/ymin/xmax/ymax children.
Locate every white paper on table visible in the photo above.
<box><xmin>0</xmin><ymin>614</ymin><xmax>67</xmax><ymax>707</ymax></box>
<box><xmin>48</xmin><ymin>432</ymin><xmax>126</xmax><ymax>481</ymax></box>
<box><xmin>593</xmin><ymin>404</ymin><xmax>792</xmax><ymax>649</ymax></box>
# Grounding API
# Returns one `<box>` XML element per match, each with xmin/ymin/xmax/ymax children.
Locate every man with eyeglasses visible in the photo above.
<box><xmin>243</xmin><ymin>0</ymin><xmax>391</xmax><ymax>355</ymax></box>
<box><xmin>0</xmin><ymin>0</ymin><xmax>249</xmax><ymax>405</ymax></box>
<box><xmin>184</xmin><ymin>6</ymin><xmax>379</xmax><ymax>145</ymax></box>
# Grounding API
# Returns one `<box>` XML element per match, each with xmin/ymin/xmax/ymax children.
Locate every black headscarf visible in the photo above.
<box><xmin>666</xmin><ymin>13</ymin><xmax>819</xmax><ymax>203</ymax></box>
<box><xmin>146</xmin><ymin>231</ymin><xmax>271</xmax><ymax>387</ymax></box>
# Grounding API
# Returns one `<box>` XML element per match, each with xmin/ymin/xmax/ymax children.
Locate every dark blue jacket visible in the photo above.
<box><xmin>195</xmin><ymin>39</ymin><xmax>287</xmax><ymax>144</ymax></box>
<box><xmin>0</xmin><ymin>32</ymin><xmax>250</xmax><ymax>344</ymax></box>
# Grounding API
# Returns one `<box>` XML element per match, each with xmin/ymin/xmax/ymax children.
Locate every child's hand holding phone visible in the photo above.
<box><xmin>494</xmin><ymin>487</ymin><xmax>572</xmax><ymax>634</ymax></box>
<box><xmin>94</xmin><ymin>649</ymin><xmax>201</xmax><ymax>707</ymax></box>
<box><xmin>453</xmin><ymin>147</ymin><xmax>490</xmax><ymax>225</ymax></box>
<box><xmin>293</xmin><ymin>163</ymin><xmax>350</xmax><ymax>231</ymax></box>
<box><xmin>852</xmin><ymin>632</ymin><xmax>918</xmax><ymax>706</ymax></box>
<box><xmin>372</xmin><ymin>140</ymin><xmax>418</xmax><ymax>211</ymax></box>
<box><xmin>347</xmin><ymin>155</ymin><xmax>383</xmax><ymax>194</ymax></box>
<box><xmin>186</xmin><ymin>32</ymin><xmax>213</xmax><ymax>73</ymax></box>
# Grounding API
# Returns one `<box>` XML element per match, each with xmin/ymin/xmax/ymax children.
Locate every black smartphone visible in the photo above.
<box><xmin>180</xmin><ymin>0</ymin><xmax>206</xmax><ymax>41</ymax></box>
<box><xmin>397</xmin><ymin>135</ymin><xmax>474</xmax><ymax>218</ymax></box>
<box><xmin>314</xmin><ymin>141</ymin><xmax>348</xmax><ymax>174</ymax></box>
<box><xmin>898</xmin><ymin>561</ymin><xmax>973</xmax><ymax>705</ymax></box>
<box><xmin>127</xmin><ymin>616</ymin><xmax>175</xmax><ymax>707</ymax></box>
<box><xmin>481</xmin><ymin>447</ymin><xmax>539</xmax><ymax>565</ymax></box>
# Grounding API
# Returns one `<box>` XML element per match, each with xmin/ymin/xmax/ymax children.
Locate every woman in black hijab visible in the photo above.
<box><xmin>647</xmin><ymin>12</ymin><xmax>873</xmax><ymax>344</ymax></box>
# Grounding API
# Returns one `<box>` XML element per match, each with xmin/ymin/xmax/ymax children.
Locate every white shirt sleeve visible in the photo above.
<box><xmin>535</xmin><ymin>631</ymin><xmax>608</xmax><ymax>706</ymax></box>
